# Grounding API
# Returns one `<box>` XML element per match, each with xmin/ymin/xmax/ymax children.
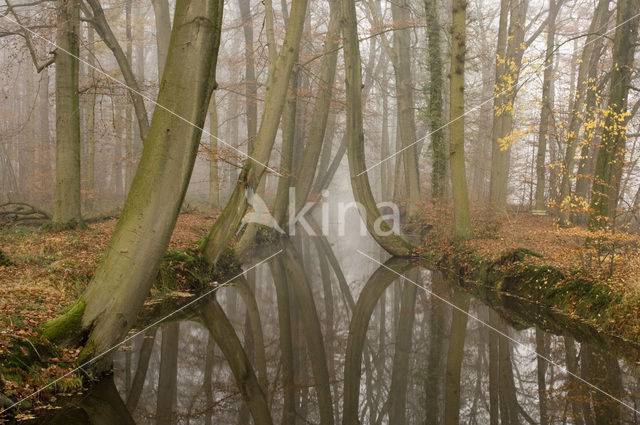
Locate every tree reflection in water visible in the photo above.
<box><xmin>30</xmin><ymin>238</ymin><xmax>640</xmax><ymax>425</ymax></box>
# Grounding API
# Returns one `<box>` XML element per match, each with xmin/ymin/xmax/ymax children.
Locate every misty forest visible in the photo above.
<box><xmin>3</xmin><ymin>0</ymin><xmax>640</xmax><ymax>423</ymax></box>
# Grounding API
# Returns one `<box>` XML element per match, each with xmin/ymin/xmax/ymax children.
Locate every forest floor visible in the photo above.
<box><xmin>415</xmin><ymin>208</ymin><xmax>640</xmax><ymax>345</ymax></box>
<box><xmin>0</xmin><ymin>212</ymin><xmax>217</xmax><ymax>419</ymax></box>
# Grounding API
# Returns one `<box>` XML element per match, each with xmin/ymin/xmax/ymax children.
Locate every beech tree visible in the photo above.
<box><xmin>43</xmin><ymin>0</ymin><xmax>225</xmax><ymax>374</ymax></box>
<box><xmin>449</xmin><ymin>0</ymin><xmax>473</xmax><ymax>240</ymax></box>
<box><xmin>589</xmin><ymin>0</ymin><xmax>640</xmax><ymax>228</ymax></box>
<box><xmin>52</xmin><ymin>0</ymin><xmax>83</xmax><ymax>229</ymax></box>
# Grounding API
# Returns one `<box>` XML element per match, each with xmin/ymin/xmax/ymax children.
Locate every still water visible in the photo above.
<box><xmin>30</xmin><ymin>234</ymin><xmax>640</xmax><ymax>424</ymax></box>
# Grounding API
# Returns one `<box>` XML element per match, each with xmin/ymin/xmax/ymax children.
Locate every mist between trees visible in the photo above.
<box><xmin>1</xmin><ymin>0</ymin><xmax>640</xmax><ymax>383</ymax></box>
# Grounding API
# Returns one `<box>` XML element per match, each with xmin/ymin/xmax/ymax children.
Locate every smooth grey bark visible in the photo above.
<box><xmin>202</xmin><ymin>0</ymin><xmax>309</xmax><ymax>265</ymax></box>
<box><xmin>151</xmin><ymin>0</ymin><xmax>171</xmax><ymax>79</ymax></box>
<box><xmin>52</xmin><ymin>0</ymin><xmax>83</xmax><ymax>229</ymax></box>
<box><xmin>209</xmin><ymin>93</ymin><xmax>220</xmax><ymax>209</ymax></box>
<box><xmin>341</xmin><ymin>0</ymin><xmax>413</xmax><ymax>256</ymax></box>
<box><xmin>489</xmin><ymin>0</ymin><xmax>529</xmax><ymax>210</ymax></box>
<box><xmin>449</xmin><ymin>0</ymin><xmax>473</xmax><ymax>240</ymax></box>
<box><xmin>44</xmin><ymin>0</ymin><xmax>224</xmax><ymax>375</ymax></box>
<box><xmin>390</xmin><ymin>0</ymin><xmax>421</xmax><ymax>218</ymax></box>
<box><xmin>293</xmin><ymin>0</ymin><xmax>340</xmax><ymax>212</ymax></box>
<box><xmin>534</xmin><ymin>0</ymin><xmax>559</xmax><ymax>211</ymax></box>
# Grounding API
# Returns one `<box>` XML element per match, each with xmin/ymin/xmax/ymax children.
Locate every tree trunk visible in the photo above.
<box><xmin>201</xmin><ymin>0</ymin><xmax>309</xmax><ymax>265</ymax></box>
<box><xmin>558</xmin><ymin>0</ymin><xmax>610</xmax><ymax>223</ymax></box>
<box><xmin>390</xmin><ymin>0</ymin><xmax>421</xmax><ymax>218</ymax></box>
<box><xmin>341</xmin><ymin>0</ymin><xmax>413</xmax><ymax>256</ymax></box>
<box><xmin>85</xmin><ymin>27</ymin><xmax>96</xmax><ymax>212</ymax></box>
<box><xmin>294</xmin><ymin>0</ymin><xmax>340</xmax><ymax>212</ymax></box>
<box><xmin>489</xmin><ymin>0</ymin><xmax>528</xmax><ymax>211</ymax></box>
<box><xmin>53</xmin><ymin>0</ymin><xmax>83</xmax><ymax>229</ymax></box>
<box><xmin>209</xmin><ymin>93</ymin><xmax>220</xmax><ymax>209</ymax></box>
<box><xmin>43</xmin><ymin>0</ymin><xmax>224</xmax><ymax>375</ymax></box>
<box><xmin>534</xmin><ymin>0</ymin><xmax>559</xmax><ymax>212</ymax></box>
<box><xmin>449</xmin><ymin>0</ymin><xmax>473</xmax><ymax>240</ymax></box>
<box><xmin>589</xmin><ymin>0</ymin><xmax>640</xmax><ymax>228</ymax></box>
<box><xmin>425</xmin><ymin>0</ymin><xmax>446</xmax><ymax>202</ymax></box>
<box><xmin>151</xmin><ymin>0</ymin><xmax>171</xmax><ymax>80</ymax></box>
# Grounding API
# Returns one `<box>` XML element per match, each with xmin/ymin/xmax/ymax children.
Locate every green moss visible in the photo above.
<box><xmin>0</xmin><ymin>249</ymin><xmax>12</xmax><ymax>266</ymax></box>
<box><xmin>41</xmin><ymin>300</ymin><xmax>86</xmax><ymax>345</ymax></box>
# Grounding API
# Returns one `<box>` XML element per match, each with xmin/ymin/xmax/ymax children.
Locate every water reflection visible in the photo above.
<box><xmin>31</xmin><ymin>237</ymin><xmax>640</xmax><ymax>424</ymax></box>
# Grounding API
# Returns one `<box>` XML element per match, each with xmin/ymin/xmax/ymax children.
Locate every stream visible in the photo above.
<box><xmin>22</xmin><ymin>231</ymin><xmax>640</xmax><ymax>424</ymax></box>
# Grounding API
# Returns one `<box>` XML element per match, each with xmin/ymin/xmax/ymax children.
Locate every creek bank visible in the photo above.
<box><xmin>421</xmin><ymin>245</ymin><xmax>640</xmax><ymax>351</ymax></box>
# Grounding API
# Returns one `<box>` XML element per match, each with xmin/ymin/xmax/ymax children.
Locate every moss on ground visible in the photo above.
<box><xmin>426</xmin><ymin>245</ymin><xmax>638</xmax><ymax>344</ymax></box>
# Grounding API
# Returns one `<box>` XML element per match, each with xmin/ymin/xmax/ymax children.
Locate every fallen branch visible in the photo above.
<box><xmin>0</xmin><ymin>202</ymin><xmax>51</xmax><ymax>227</ymax></box>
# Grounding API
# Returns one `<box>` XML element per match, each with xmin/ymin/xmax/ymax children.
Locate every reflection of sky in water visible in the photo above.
<box><xmin>31</xmin><ymin>237</ymin><xmax>640</xmax><ymax>424</ymax></box>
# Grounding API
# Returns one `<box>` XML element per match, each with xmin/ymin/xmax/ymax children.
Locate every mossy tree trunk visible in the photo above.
<box><xmin>52</xmin><ymin>0</ymin><xmax>83</xmax><ymax>229</ymax></box>
<box><xmin>425</xmin><ymin>0</ymin><xmax>446</xmax><ymax>202</ymax></box>
<box><xmin>341</xmin><ymin>0</ymin><xmax>413</xmax><ymax>256</ymax></box>
<box><xmin>449</xmin><ymin>0</ymin><xmax>473</xmax><ymax>240</ymax></box>
<box><xmin>44</xmin><ymin>0</ymin><xmax>224</xmax><ymax>375</ymax></box>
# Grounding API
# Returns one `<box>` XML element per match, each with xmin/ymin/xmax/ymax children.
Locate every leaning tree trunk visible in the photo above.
<box><xmin>589</xmin><ymin>0</ymin><xmax>640</xmax><ymax>229</ymax></box>
<box><xmin>449</xmin><ymin>0</ymin><xmax>473</xmax><ymax>240</ymax></box>
<box><xmin>293</xmin><ymin>0</ymin><xmax>340</xmax><ymax>213</ymax></box>
<box><xmin>201</xmin><ymin>0</ymin><xmax>309</xmax><ymax>265</ymax></box>
<box><xmin>52</xmin><ymin>0</ymin><xmax>83</xmax><ymax>229</ymax></box>
<box><xmin>341</xmin><ymin>0</ymin><xmax>413</xmax><ymax>256</ymax></box>
<box><xmin>43</xmin><ymin>0</ymin><xmax>224</xmax><ymax>375</ymax></box>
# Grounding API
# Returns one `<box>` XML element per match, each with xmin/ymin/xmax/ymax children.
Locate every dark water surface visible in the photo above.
<box><xmin>26</xmin><ymin>235</ymin><xmax>640</xmax><ymax>424</ymax></box>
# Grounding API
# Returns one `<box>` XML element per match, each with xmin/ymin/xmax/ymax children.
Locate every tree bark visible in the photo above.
<box><xmin>489</xmin><ymin>0</ymin><xmax>528</xmax><ymax>211</ymax></box>
<box><xmin>425</xmin><ymin>0</ymin><xmax>446</xmax><ymax>202</ymax></box>
<box><xmin>589</xmin><ymin>0</ymin><xmax>640</xmax><ymax>228</ymax></box>
<box><xmin>201</xmin><ymin>0</ymin><xmax>309</xmax><ymax>265</ymax></box>
<box><xmin>558</xmin><ymin>0</ymin><xmax>610</xmax><ymax>222</ymax></box>
<box><xmin>449</xmin><ymin>0</ymin><xmax>473</xmax><ymax>240</ymax></box>
<box><xmin>341</xmin><ymin>0</ymin><xmax>413</xmax><ymax>256</ymax></box>
<box><xmin>44</xmin><ymin>0</ymin><xmax>225</xmax><ymax>375</ymax></box>
<box><xmin>390</xmin><ymin>0</ymin><xmax>421</xmax><ymax>218</ymax></box>
<box><xmin>534</xmin><ymin>0</ymin><xmax>559</xmax><ymax>212</ymax></box>
<box><xmin>151</xmin><ymin>0</ymin><xmax>171</xmax><ymax>80</ymax></box>
<box><xmin>53</xmin><ymin>0</ymin><xmax>83</xmax><ymax>229</ymax></box>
